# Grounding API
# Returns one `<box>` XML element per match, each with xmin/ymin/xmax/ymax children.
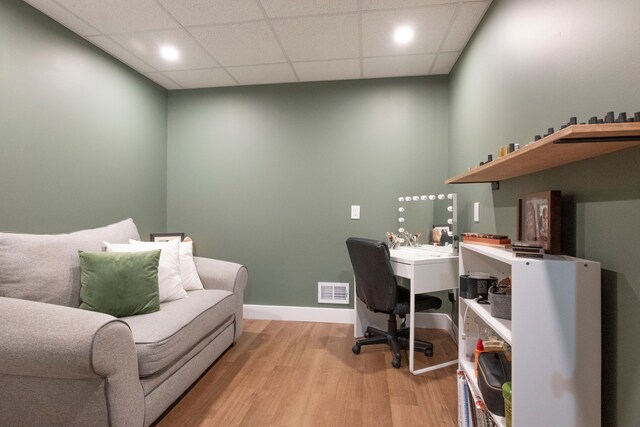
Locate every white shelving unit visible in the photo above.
<box><xmin>458</xmin><ymin>243</ymin><xmax>601</xmax><ymax>427</ymax></box>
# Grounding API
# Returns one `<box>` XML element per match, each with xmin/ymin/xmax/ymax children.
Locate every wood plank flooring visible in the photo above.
<box><xmin>155</xmin><ymin>320</ymin><xmax>458</xmax><ymax>427</ymax></box>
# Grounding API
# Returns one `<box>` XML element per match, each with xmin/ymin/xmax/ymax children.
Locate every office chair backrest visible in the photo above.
<box><xmin>346</xmin><ymin>237</ymin><xmax>398</xmax><ymax>313</ymax></box>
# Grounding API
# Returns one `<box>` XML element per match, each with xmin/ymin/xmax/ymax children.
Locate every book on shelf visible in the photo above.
<box><xmin>513</xmin><ymin>252</ymin><xmax>544</xmax><ymax>259</ymax></box>
<box><xmin>512</xmin><ymin>240</ymin><xmax>545</xmax><ymax>258</ymax></box>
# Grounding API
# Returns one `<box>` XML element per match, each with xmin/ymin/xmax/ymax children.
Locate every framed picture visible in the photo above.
<box><xmin>149</xmin><ymin>232</ymin><xmax>184</xmax><ymax>243</ymax></box>
<box><xmin>517</xmin><ymin>191</ymin><xmax>561</xmax><ymax>253</ymax></box>
<box><xmin>431</xmin><ymin>224</ymin><xmax>453</xmax><ymax>246</ymax></box>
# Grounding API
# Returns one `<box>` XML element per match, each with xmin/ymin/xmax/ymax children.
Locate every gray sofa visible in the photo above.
<box><xmin>0</xmin><ymin>219</ymin><xmax>247</xmax><ymax>426</ymax></box>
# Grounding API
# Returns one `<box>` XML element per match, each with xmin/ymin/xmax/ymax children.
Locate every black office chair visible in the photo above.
<box><xmin>346</xmin><ymin>237</ymin><xmax>442</xmax><ymax>368</ymax></box>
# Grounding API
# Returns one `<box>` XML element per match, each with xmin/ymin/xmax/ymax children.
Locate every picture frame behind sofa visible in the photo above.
<box><xmin>150</xmin><ymin>232</ymin><xmax>184</xmax><ymax>242</ymax></box>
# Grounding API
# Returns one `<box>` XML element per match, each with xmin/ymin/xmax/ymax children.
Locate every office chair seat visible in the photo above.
<box><xmin>346</xmin><ymin>237</ymin><xmax>443</xmax><ymax>369</ymax></box>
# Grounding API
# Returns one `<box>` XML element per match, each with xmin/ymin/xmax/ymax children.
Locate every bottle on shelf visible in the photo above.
<box><xmin>474</xmin><ymin>338</ymin><xmax>484</xmax><ymax>378</ymax></box>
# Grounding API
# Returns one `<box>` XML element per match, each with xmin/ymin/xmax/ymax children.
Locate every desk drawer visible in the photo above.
<box><xmin>391</xmin><ymin>261</ymin><xmax>413</xmax><ymax>279</ymax></box>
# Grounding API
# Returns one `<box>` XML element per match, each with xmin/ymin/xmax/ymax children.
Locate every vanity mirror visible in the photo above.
<box><xmin>395</xmin><ymin>192</ymin><xmax>458</xmax><ymax>254</ymax></box>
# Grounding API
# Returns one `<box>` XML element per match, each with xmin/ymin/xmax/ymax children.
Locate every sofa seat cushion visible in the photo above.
<box><xmin>121</xmin><ymin>289</ymin><xmax>236</xmax><ymax>377</ymax></box>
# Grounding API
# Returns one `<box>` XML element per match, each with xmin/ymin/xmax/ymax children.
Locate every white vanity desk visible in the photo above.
<box><xmin>353</xmin><ymin>246</ymin><xmax>459</xmax><ymax>375</ymax></box>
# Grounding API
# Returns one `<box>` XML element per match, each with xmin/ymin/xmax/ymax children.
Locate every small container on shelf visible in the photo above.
<box><xmin>503</xmin><ymin>381</ymin><xmax>512</xmax><ymax>427</ymax></box>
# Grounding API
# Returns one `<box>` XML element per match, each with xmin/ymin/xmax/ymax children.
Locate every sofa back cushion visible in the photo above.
<box><xmin>0</xmin><ymin>219</ymin><xmax>140</xmax><ymax>307</ymax></box>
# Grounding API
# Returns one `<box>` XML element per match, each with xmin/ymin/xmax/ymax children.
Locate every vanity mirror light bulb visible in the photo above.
<box><xmin>438</xmin><ymin>194</ymin><xmax>445</xmax><ymax>200</ymax></box>
<box><xmin>398</xmin><ymin>207</ymin><xmax>405</xmax><ymax>212</ymax></box>
<box><xmin>447</xmin><ymin>219</ymin><xmax>453</xmax><ymax>224</ymax></box>
<box><xmin>420</xmin><ymin>195</ymin><xmax>428</xmax><ymax>200</ymax></box>
<box><xmin>447</xmin><ymin>206</ymin><xmax>453</xmax><ymax>212</ymax></box>
<box><xmin>405</xmin><ymin>196</ymin><xmax>412</xmax><ymax>201</ymax></box>
<box><xmin>398</xmin><ymin>218</ymin><xmax>405</xmax><ymax>223</ymax></box>
<box><xmin>398</xmin><ymin>228</ymin><xmax>405</xmax><ymax>233</ymax></box>
<box><xmin>412</xmin><ymin>196</ymin><xmax>419</xmax><ymax>201</ymax></box>
<box><xmin>399</xmin><ymin>238</ymin><xmax>405</xmax><ymax>243</ymax></box>
<box><xmin>428</xmin><ymin>195</ymin><xmax>436</xmax><ymax>200</ymax></box>
<box><xmin>447</xmin><ymin>193</ymin><xmax>455</xmax><ymax>199</ymax></box>
<box><xmin>398</xmin><ymin>197</ymin><xmax>405</xmax><ymax>202</ymax></box>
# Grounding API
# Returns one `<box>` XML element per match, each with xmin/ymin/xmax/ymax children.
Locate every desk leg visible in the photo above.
<box><xmin>408</xmin><ymin>285</ymin><xmax>458</xmax><ymax>375</ymax></box>
<box><xmin>409</xmin><ymin>284</ymin><xmax>416</xmax><ymax>373</ymax></box>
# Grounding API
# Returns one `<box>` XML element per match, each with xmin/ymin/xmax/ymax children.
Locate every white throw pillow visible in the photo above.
<box><xmin>104</xmin><ymin>240</ymin><xmax>187</xmax><ymax>302</ymax></box>
<box><xmin>178</xmin><ymin>241</ymin><xmax>204</xmax><ymax>291</ymax></box>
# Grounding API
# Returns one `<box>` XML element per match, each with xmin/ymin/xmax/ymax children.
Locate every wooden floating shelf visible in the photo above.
<box><xmin>445</xmin><ymin>123</ymin><xmax>640</xmax><ymax>184</ymax></box>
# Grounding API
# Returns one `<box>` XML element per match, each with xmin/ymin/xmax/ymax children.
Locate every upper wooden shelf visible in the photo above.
<box><xmin>445</xmin><ymin>123</ymin><xmax>640</xmax><ymax>184</ymax></box>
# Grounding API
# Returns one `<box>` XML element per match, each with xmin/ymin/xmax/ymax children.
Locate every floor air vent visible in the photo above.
<box><xmin>318</xmin><ymin>282</ymin><xmax>349</xmax><ymax>304</ymax></box>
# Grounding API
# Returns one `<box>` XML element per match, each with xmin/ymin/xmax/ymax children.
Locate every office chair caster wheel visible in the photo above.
<box><xmin>392</xmin><ymin>357</ymin><xmax>401</xmax><ymax>369</ymax></box>
<box><xmin>352</xmin><ymin>344</ymin><xmax>361</xmax><ymax>354</ymax></box>
<box><xmin>424</xmin><ymin>348</ymin><xmax>434</xmax><ymax>357</ymax></box>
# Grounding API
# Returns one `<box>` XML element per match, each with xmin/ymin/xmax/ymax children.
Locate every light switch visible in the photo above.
<box><xmin>351</xmin><ymin>205</ymin><xmax>360</xmax><ymax>220</ymax></box>
<box><xmin>474</xmin><ymin>202</ymin><xmax>480</xmax><ymax>223</ymax></box>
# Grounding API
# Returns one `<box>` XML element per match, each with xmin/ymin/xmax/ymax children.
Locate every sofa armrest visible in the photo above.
<box><xmin>193</xmin><ymin>256</ymin><xmax>248</xmax><ymax>294</ymax></box>
<box><xmin>193</xmin><ymin>257</ymin><xmax>247</xmax><ymax>341</ymax></box>
<box><xmin>0</xmin><ymin>297</ymin><xmax>144</xmax><ymax>427</ymax></box>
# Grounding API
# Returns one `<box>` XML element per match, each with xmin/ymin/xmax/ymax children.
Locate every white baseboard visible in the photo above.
<box><xmin>244</xmin><ymin>304</ymin><xmax>455</xmax><ymax>340</ymax></box>
<box><xmin>243</xmin><ymin>304</ymin><xmax>355</xmax><ymax>324</ymax></box>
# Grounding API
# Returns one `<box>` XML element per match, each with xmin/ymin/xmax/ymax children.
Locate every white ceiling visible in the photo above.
<box><xmin>23</xmin><ymin>0</ymin><xmax>492</xmax><ymax>90</ymax></box>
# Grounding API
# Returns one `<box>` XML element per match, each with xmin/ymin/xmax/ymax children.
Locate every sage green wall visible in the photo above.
<box><xmin>0</xmin><ymin>0</ymin><xmax>167</xmax><ymax>237</ymax></box>
<box><xmin>449</xmin><ymin>0</ymin><xmax>640</xmax><ymax>424</ymax></box>
<box><xmin>167</xmin><ymin>77</ymin><xmax>450</xmax><ymax>309</ymax></box>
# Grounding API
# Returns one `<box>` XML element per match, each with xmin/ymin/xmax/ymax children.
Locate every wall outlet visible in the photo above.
<box><xmin>351</xmin><ymin>205</ymin><xmax>360</xmax><ymax>220</ymax></box>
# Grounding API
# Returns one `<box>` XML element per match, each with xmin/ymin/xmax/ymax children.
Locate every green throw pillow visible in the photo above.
<box><xmin>79</xmin><ymin>250</ymin><xmax>161</xmax><ymax>317</ymax></box>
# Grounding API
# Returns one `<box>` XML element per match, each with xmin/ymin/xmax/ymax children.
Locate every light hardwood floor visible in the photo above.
<box><xmin>155</xmin><ymin>319</ymin><xmax>458</xmax><ymax>427</ymax></box>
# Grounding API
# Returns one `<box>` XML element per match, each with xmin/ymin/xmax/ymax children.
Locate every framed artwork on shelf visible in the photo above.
<box><xmin>517</xmin><ymin>191</ymin><xmax>561</xmax><ymax>253</ymax></box>
<box><xmin>149</xmin><ymin>232</ymin><xmax>185</xmax><ymax>243</ymax></box>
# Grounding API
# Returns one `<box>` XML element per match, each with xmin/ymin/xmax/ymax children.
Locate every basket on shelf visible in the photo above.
<box><xmin>489</xmin><ymin>285</ymin><xmax>511</xmax><ymax>320</ymax></box>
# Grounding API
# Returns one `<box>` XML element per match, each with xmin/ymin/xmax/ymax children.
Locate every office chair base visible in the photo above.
<box><xmin>352</xmin><ymin>318</ymin><xmax>435</xmax><ymax>368</ymax></box>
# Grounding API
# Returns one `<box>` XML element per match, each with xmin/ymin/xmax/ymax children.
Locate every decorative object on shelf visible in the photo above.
<box><xmin>149</xmin><ymin>232</ymin><xmax>185</xmax><ymax>242</ymax></box>
<box><xmin>539</xmin><ymin>111</ymin><xmax>640</xmax><ymax>140</ymax></box>
<box><xmin>385</xmin><ymin>232</ymin><xmax>402</xmax><ymax>249</ymax></box>
<box><xmin>517</xmin><ymin>190</ymin><xmax>561</xmax><ymax>254</ymax></box>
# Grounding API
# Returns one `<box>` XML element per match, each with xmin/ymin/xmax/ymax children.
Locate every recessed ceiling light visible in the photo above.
<box><xmin>394</xmin><ymin>26</ymin><xmax>414</xmax><ymax>45</ymax></box>
<box><xmin>160</xmin><ymin>45</ymin><xmax>179</xmax><ymax>61</ymax></box>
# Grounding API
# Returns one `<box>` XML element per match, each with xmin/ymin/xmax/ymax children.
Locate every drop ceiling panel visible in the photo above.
<box><xmin>441</xmin><ymin>1</ymin><xmax>491</xmax><ymax>52</ymax></box>
<box><xmin>293</xmin><ymin>59</ymin><xmax>361</xmax><ymax>82</ymax></box>
<box><xmin>24</xmin><ymin>0</ymin><xmax>99</xmax><ymax>36</ymax></box>
<box><xmin>111</xmin><ymin>29</ymin><xmax>217</xmax><ymax>71</ymax></box>
<box><xmin>431</xmin><ymin>51</ymin><xmax>461</xmax><ymax>74</ymax></box>
<box><xmin>188</xmin><ymin>21</ymin><xmax>286</xmax><ymax>67</ymax></box>
<box><xmin>272</xmin><ymin>14</ymin><xmax>360</xmax><ymax>62</ymax></box>
<box><xmin>87</xmin><ymin>35</ymin><xmax>155</xmax><ymax>73</ymax></box>
<box><xmin>54</xmin><ymin>0</ymin><xmax>179</xmax><ymax>34</ymax></box>
<box><xmin>143</xmin><ymin>72</ymin><xmax>182</xmax><ymax>90</ymax></box>
<box><xmin>363</xmin><ymin>54</ymin><xmax>436</xmax><ymax>78</ymax></box>
<box><xmin>362</xmin><ymin>0</ymin><xmax>457</xmax><ymax>10</ymax></box>
<box><xmin>157</xmin><ymin>0</ymin><xmax>264</xmax><ymax>26</ymax></box>
<box><xmin>261</xmin><ymin>0</ymin><xmax>359</xmax><ymax>18</ymax></box>
<box><xmin>362</xmin><ymin>5</ymin><xmax>456</xmax><ymax>57</ymax></box>
<box><xmin>227</xmin><ymin>63</ymin><xmax>297</xmax><ymax>86</ymax></box>
<box><xmin>163</xmin><ymin>68</ymin><xmax>237</xmax><ymax>89</ymax></box>
<box><xmin>22</xmin><ymin>0</ymin><xmax>492</xmax><ymax>89</ymax></box>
